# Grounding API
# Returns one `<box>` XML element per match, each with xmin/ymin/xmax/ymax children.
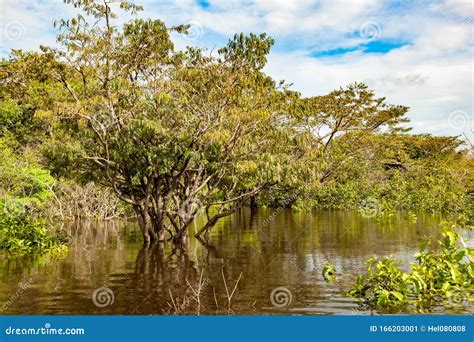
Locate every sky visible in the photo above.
<box><xmin>0</xmin><ymin>0</ymin><xmax>473</xmax><ymax>141</ymax></box>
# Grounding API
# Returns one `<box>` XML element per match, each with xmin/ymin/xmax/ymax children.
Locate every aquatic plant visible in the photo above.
<box><xmin>322</xmin><ymin>262</ymin><xmax>337</xmax><ymax>283</ymax></box>
<box><xmin>347</xmin><ymin>228</ymin><xmax>473</xmax><ymax>309</ymax></box>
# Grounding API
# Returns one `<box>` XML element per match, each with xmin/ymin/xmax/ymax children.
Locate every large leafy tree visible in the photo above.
<box><xmin>40</xmin><ymin>0</ymin><xmax>301</xmax><ymax>243</ymax></box>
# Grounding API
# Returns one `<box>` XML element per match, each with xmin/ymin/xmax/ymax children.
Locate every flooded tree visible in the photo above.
<box><xmin>39</xmin><ymin>1</ymin><xmax>302</xmax><ymax>243</ymax></box>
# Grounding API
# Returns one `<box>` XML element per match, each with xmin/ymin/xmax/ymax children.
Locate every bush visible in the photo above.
<box><xmin>0</xmin><ymin>205</ymin><xmax>68</xmax><ymax>255</ymax></box>
<box><xmin>0</xmin><ymin>140</ymin><xmax>68</xmax><ymax>255</ymax></box>
<box><xmin>347</xmin><ymin>226</ymin><xmax>474</xmax><ymax>309</ymax></box>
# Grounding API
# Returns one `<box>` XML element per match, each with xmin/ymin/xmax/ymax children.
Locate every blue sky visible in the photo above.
<box><xmin>0</xmin><ymin>0</ymin><xmax>472</xmax><ymax>142</ymax></box>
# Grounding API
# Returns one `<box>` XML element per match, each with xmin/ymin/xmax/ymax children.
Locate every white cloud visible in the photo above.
<box><xmin>0</xmin><ymin>0</ymin><xmax>472</xmax><ymax>140</ymax></box>
<box><xmin>0</xmin><ymin>0</ymin><xmax>75</xmax><ymax>53</ymax></box>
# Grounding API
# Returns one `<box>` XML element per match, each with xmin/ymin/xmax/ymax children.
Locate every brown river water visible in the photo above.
<box><xmin>0</xmin><ymin>209</ymin><xmax>472</xmax><ymax>315</ymax></box>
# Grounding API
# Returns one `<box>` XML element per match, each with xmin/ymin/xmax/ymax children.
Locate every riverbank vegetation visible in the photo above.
<box><xmin>0</xmin><ymin>0</ymin><xmax>472</xmax><ymax>252</ymax></box>
<box><xmin>347</xmin><ymin>225</ymin><xmax>473</xmax><ymax>311</ymax></box>
<box><xmin>0</xmin><ymin>141</ymin><xmax>68</xmax><ymax>255</ymax></box>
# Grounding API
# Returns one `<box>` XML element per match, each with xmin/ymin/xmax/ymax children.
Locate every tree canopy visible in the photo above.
<box><xmin>0</xmin><ymin>0</ymin><xmax>471</xmax><ymax>246</ymax></box>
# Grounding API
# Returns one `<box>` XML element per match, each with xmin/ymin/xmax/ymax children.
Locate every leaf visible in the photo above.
<box><xmin>444</xmin><ymin>260</ymin><xmax>458</xmax><ymax>281</ymax></box>
<box><xmin>419</xmin><ymin>239</ymin><xmax>429</xmax><ymax>253</ymax></box>
<box><xmin>377</xmin><ymin>291</ymin><xmax>389</xmax><ymax>306</ymax></box>
<box><xmin>390</xmin><ymin>291</ymin><xmax>405</xmax><ymax>302</ymax></box>
<box><xmin>467</xmin><ymin>263</ymin><xmax>474</xmax><ymax>278</ymax></box>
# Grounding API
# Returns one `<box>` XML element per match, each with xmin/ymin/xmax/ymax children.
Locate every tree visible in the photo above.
<box><xmin>40</xmin><ymin>1</ymin><xmax>302</xmax><ymax>243</ymax></box>
<box><xmin>259</xmin><ymin>83</ymin><xmax>411</xmax><ymax>207</ymax></box>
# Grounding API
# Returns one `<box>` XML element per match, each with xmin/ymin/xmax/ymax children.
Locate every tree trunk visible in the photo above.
<box><xmin>135</xmin><ymin>198</ymin><xmax>203</xmax><ymax>244</ymax></box>
<box><xmin>250</xmin><ymin>195</ymin><xmax>257</xmax><ymax>208</ymax></box>
<box><xmin>150</xmin><ymin>212</ymin><xmax>166</xmax><ymax>242</ymax></box>
<box><xmin>136</xmin><ymin>205</ymin><xmax>158</xmax><ymax>244</ymax></box>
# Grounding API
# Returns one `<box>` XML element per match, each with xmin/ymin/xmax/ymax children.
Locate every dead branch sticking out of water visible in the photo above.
<box><xmin>222</xmin><ymin>269</ymin><xmax>243</xmax><ymax>312</ymax></box>
<box><xmin>167</xmin><ymin>269</ymin><xmax>207</xmax><ymax>315</ymax></box>
<box><xmin>167</xmin><ymin>289</ymin><xmax>192</xmax><ymax>315</ymax></box>
<box><xmin>185</xmin><ymin>269</ymin><xmax>206</xmax><ymax>315</ymax></box>
<box><xmin>166</xmin><ymin>269</ymin><xmax>244</xmax><ymax>315</ymax></box>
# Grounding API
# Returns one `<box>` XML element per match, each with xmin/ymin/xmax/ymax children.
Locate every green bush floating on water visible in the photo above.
<box><xmin>348</xmin><ymin>226</ymin><xmax>474</xmax><ymax>310</ymax></box>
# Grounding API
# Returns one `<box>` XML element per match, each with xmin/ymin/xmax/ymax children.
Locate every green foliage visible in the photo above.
<box><xmin>349</xmin><ymin>257</ymin><xmax>409</xmax><ymax>308</ymax></box>
<box><xmin>0</xmin><ymin>210</ymin><xmax>68</xmax><ymax>256</ymax></box>
<box><xmin>0</xmin><ymin>140</ymin><xmax>55</xmax><ymax>201</ymax></box>
<box><xmin>310</xmin><ymin>134</ymin><xmax>472</xmax><ymax>220</ymax></box>
<box><xmin>0</xmin><ymin>139</ymin><xmax>68</xmax><ymax>255</ymax></box>
<box><xmin>348</xmin><ymin>227</ymin><xmax>474</xmax><ymax>309</ymax></box>
<box><xmin>322</xmin><ymin>262</ymin><xmax>337</xmax><ymax>283</ymax></box>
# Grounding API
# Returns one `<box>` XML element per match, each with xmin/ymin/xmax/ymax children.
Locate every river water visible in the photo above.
<box><xmin>0</xmin><ymin>209</ymin><xmax>472</xmax><ymax>315</ymax></box>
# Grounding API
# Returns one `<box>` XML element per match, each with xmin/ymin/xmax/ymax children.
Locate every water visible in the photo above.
<box><xmin>0</xmin><ymin>209</ymin><xmax>472</xmax><ymax>315</ymax></box>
